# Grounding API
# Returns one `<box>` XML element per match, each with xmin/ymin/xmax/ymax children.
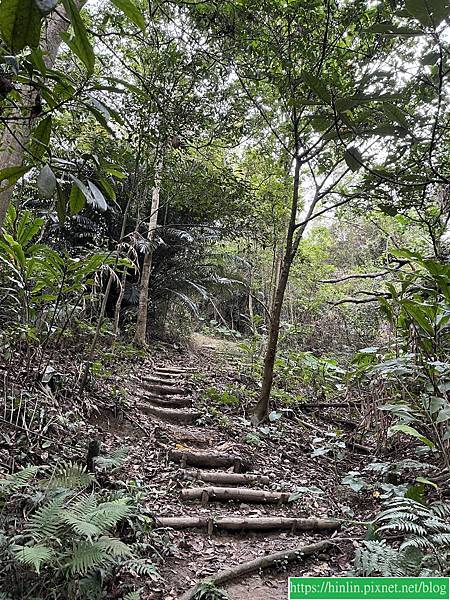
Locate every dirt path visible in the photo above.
<box><xmin>98</xmin><ymin>335</ymin><xmax>367</xmax><ymax>599</ymax></box>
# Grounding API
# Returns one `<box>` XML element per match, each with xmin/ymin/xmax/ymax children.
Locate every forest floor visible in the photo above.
<box><xmin>91</xmin><ymin>333</ymin><xmax>380</xmax><ymax>599</ymax></box>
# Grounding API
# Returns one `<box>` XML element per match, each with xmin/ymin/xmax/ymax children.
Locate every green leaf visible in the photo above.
<box><xmin>401</xmin><ymin>299</ymin><xmax>434</xmax><ymax>336</ymax></box>
<box><xmin>0</xmin><ymin>0</ymin><xmax>42</xmax><ymax>53</ymax></box>
<box><xmin>388</xmin><ymin>424</ymin><xmax>434</xmax><ymax>448</ymax></box>
<box><xmin>0</xmin><ymin>165</ymin><xmax>31</xmax><ymax>189</ymax></box>
<box><xmin>37</xmin><ymin>164</ymin><xmax>56</xmax><ymax>198</ymax></box>
<box><xmin>344</xmin><ymin>147</ymin><xmax>363</xmax><ymax>171</ymax></box>
<box><xmin>415</xmin><ymin>476</ymin><xmax>438</xmax><ymax>489</ymax></box>
<box><xmin>383</xmin><ymin>103</ymin><xmax>409</xmax><ymax>130</ymax></box>
<box><xmin>301</xmin><ymin>71</ymin><xmax>330</xmax><ymax>104</ymax></box>
<box><xmin>69</xmin><ymin>182</ymin><xmax>86</xmax><ymax>215</ymax></box>
<box><xmin>405</xmin><ymin>0</ymin><xmax>450</xmax><ymax>27</ymax></box>
<box><xmin>29</xmin><ymin>116</ymin><xmax>52</xmax><ymax>160</ymax></box>
<box><xmin>110</xmin><ymin>0</ymin><xmax>145</xmax><ymax>30</ymax></box>
<box><xmin>87</xmin><ymin>181</ymin><xmax>107</xmax><ymax>211</ymax></box>
<box><xmin>62</xmin><ymin>0</ymin><xmax>95</xmax><ymax>72</ymax></box>
<box><xmin>435</xmin><ymin>407</ymin><xmax>450</xmax><ymax>424</ymax></box>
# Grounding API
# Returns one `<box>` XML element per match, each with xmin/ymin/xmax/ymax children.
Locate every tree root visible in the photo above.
<box><xmin>179</xmin><ymin>538</ymin><xmax>338</xmax><ymax>600</ymax></box>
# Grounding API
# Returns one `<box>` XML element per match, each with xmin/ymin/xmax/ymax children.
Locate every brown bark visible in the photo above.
<box><xmin>251</xmin><ymin>156</ymin><xmax>301</xmax><ymax>424</ymax></box>
<box><xmin>181</xmin><ymin>486</ymin><xmax>291</xmax><ymax>504</ymax></box>
<box><xmin>169</xmin><ymin>449</ymin><xmax>252</xmax><ymax>472</ymax></box>
<box><xmin>156</xmin><ymin>516</ymin><xmax>340</xmax><ymax>532</ymax></box>
<box><xmin>133</xmin><ymin>154</ymin><xmax>164</xmax><ymax>347</ymax></box>
<box><xmin>0</xmin><ymin>3</ymin><xmax>85</xmax><ymax>229</ymax></box>
<box><xmin>179</xmin><ymin>539</ymin><xmax>336</xmax><ymax>600</ymax></box>
<box><xmin>181</xmin><ymin>469</ymin><xmax>270</xmax><ymax>486</ymax></box>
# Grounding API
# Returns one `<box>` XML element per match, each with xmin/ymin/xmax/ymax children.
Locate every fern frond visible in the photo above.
<box><xmin>378</xmin><ymin>520</ymin><xmax>428</xmax><ymax>536</ymax></box>
<box><xmin>69</xmin><ymin>540</ymin><xmax>106</xmax><ymax>575</ymax></box>
<box><xmin>89</xmin><ymin>500</ymin><xmax>132</xmax><ymax>533</ymax></box>
<box><xmin>124</xmin><ymin>558</ymin><xmax>159</xmax><ymax>577</ymax></box>
<box><xmin>122</xmin><ymin>592</ymin><xmax>140</xmax><ymax>600</ymax></box>
<box><xmin>42</xmin><ymin>463</ymin><xmax>93</xmax><ymax>490</ymax></box>
<box><xmin>61</xmin><ymin>513</ymin><xmax>103</xmax><ymax>539</ymax></box>
<box><xmin>11</xmin><ymin>543</ymin><xmax>53</xmax><ymax>574</ymax></box>
<box><xmin>26</xmin><ymin>496</ymin><xmax>65</xmax><ymax>539</ymax></box>
<box><xmin>94</xmin><ymin>447</ymin><xmax>129</xmax><ymax>471</ymax></box>
<box><xmin>431</xmin><ymin>502</ymin><xmax>450</xmax><ymax>518</ymax></box>
<box><xmin>96</xmin><ymin>536</ymin><xmax>134</xmax><ymax>558</ymax></box>
<box><xmin>0</xmin><ymin>466</ymin><xmax>39</xmax><ymax>492</ymax></box>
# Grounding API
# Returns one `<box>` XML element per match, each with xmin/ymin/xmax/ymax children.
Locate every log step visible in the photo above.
<box><xmin>170</xmin><ymin>449</ymin><xmax>252</xmax><ymax>472</ymax></box>
<box><xmin>156</xmin><ymin>516</ymin><xmax>340</xmax><ymax>533</ymax></box>
<box><xmin>143</xmin><ymin>375</ymin><xmax>184</xmax><ymax>386</ymax></box>
<box><xmin>155</xmin><ymin>366</ymin><xmax>195</xmax><ymax>374</ymax></box>
<box><xmin>141</xmin><ymin>382</ymin><xmax>190</xmax><ymax>396</ymax></box>
<box><xmin>181</xmin><ymin>486</ymin><xmax>291</xmax><ymax>504</ymax></box>
<box><xmin>181</xmin><ymin>469</ymin><xmax>269</xmax><ymax>486</ymax></box>
<box><xmin>137</xmin><ymin>395</ymin><xmax>192</xmax><ymax>409</ymax></box>
<box><xmin>140</xmin><ymin>405</ymin><xmax>200</xmax><ymax>424</ymax></box>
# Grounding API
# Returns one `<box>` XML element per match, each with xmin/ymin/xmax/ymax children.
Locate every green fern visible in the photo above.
<box><xmin>122</xmin><ymin>592</ymin><xmax>141</xmax><ymax>600</ymax></box>
<box><xmin>11</xmin><ymin>543</ymin><xmax>54</xmax><ymax>574</ymax></box>
<box><xmin>355</xmin><ymin>497</ymin><xmax>450</xmax><ymax>576</ymax></box>
<box><xmin>70</xmin><ymin>540</ymin><xmax>107</xmax><ymax>575</ymax></box>
<box><xmin>94</xmin><ymin>447</ymin><xmax>129</xmax><ymax>471</ymax></box>
<box><xmin>0</xmin><ymin>466</ymin><xmax>39</xmax><ymax>492</ymax></box>
<box><xmin>192</xmin><ymin>582</ymin><xmax>230</xmax><ymax>600</ymax></box>
<box><xmin>123</xmin><ymin>558</ymin><xmax>159</xmax><ymax>577</ymax></box>
<box><xmin>26</xmin><ymin>495</ymin><xmax>66</xmax><ymax>539</ymax></box>
<box><xmin>41</xmin><ymin>463</ymin><xmax>94</xmax><ymax>490</ymax></box>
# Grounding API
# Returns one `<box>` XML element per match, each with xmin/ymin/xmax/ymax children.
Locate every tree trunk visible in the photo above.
<box><xmin>0</xmin><ymin>3</ymin><xmax>85</xmax><ymax>229</ymax></box>
<box><xmin>251</xmin><ymin>156</ymin><xmax>301</xmax><ymax>424</ymax></box>
<box><xmin>133</xmin><ymin>154</ymin><xmax>164</xmax><ymax>347</ymax></box>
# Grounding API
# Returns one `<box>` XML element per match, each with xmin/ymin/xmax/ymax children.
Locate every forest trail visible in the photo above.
<box><xmin>117</xmin><ymin>336</ymin><xmax>360</xmax><ymax>599</ymax></box>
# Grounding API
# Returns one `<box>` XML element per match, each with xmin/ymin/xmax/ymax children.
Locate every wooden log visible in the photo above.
<box><xmin>181</xmin><ymin>486</ymin><xmax>291</xmax><ymax>504</ymax></box>
<box><xmin>181</xmin><ymin>469</ymin><xmax>270</xmax><ymax>486</ymax></box>
<box><xmin>169</xmin><ymin>449</ymin><xmax>252</xmax><ymax>472</ymax></box>
<box><xmin>139</xmin><ymin>405</ymin><xmax>200</xmax><ymax>424</ymax></box>
<box><xmin>156</xmin><ymin>516</ymin><xmax>340</xmax><ymax>532</ymax></box>
<box><xmin>141</xmin><ymin>382</ymin><xmax>190</xmax><ymax>396</ymax></box>
<box><xmin>137</xmin><ymin>394</ymin><xmax>192</xmax><ymax>409</ymax></box>
<box><xmin>155</xmin><ymin>366</ymin><xmax>195</xmax><ymax>374</ymax></box>
<box><xmin>179</xmin><ymin>539</ymin><xmax>337</xmax><ymax>600</ymax></box>
<box><xmin>142</xmin><ymin>375</ymin><xmax>183</xmax><ymax>386</ymax></box>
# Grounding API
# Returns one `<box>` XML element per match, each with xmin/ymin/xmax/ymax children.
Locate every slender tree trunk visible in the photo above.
<box><xmin>0</xmin><ymin>3</ymin><xmax>85</xmax><ymax>229</ymax></box>
<box><xmin>133</xmin><ymin>154</ymin><xmax>164</xmax><ymax>347</ymax></box>
<box><xmin>251</xmin><ymin>156</ymin><xmax>301</xmax><ymax>424</ymax></box>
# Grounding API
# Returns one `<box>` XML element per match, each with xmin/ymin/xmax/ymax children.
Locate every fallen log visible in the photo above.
<box><xmin>140</xmin><ymin>405</ymin><xmax>200</xmax><ymax>424</ymax></box>
<box><xmin>180</xmin><ymin>469</ymin><xmax>270</xmax><ymax>486</ymax></box>
<box><xmin>181</xmin><ymin>486</ymin><xmax>291</xmax><ymax>504</ymax></box>
<box><xmin>179</xmin><ymin>539</ymin><xmax>337</xmax><ymax>600</ymax></box>
<box><xmin>156</xmin><ymin>516</ymin><xmax>340</xmax><ymax>533</ymax></box>
<box><xmin>169</xmin><ymin>449</ymin><xmax>252</xmax><ymax>472</ymax></box>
